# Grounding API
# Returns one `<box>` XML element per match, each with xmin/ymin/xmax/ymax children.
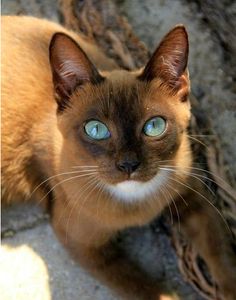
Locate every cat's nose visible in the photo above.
<box><xmin>117</xmin><ymin>160</ymin><xmax>140</xmax><ymax>174</ymax></box>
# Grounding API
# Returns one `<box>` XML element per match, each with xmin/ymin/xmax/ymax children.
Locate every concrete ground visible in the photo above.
<box><xmin>1</xmin><ymin>0</ymin><xmax>235</xmax><ymax>300</ymax></box>
<box><xmin>1</xmin><ymin>204</ymin><xmax>117</xmax><ymax>300</ymax></box>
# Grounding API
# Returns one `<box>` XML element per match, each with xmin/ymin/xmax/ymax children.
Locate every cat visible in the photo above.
<box><xmin>1</xmin><ymin>16</ymin><xmax>236</xmax><ymax>300</ymax></box>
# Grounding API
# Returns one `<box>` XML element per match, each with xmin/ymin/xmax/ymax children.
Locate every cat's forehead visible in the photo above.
<box><xmin>88</xmin><ymin>71</ymin><xmax>168</xmax><ymax>118</ymax></box>
<box><xmin>71</xmin><ymin>70</ymin><xmax>175</xmax><ymax>123</ymax></box>
<box><xmin>99</xmin><ymin>74</ymin><xmax>145</xmax><ymax>119</ymax></box>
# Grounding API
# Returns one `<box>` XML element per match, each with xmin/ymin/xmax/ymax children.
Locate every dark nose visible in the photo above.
<box><xmin>117</xmin><ymin>160</ymin><xmax>140</xmax><ymax>174</ymax></box>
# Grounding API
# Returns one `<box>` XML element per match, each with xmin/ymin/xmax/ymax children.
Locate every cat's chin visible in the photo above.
<box><xmin>106</xmin><ymin>170</ymin><xmax>168</xmax><ymax>203</ymax></box>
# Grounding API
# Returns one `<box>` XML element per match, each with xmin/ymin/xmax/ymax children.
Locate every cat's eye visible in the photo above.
<box><xmin>84</xmin><ymin>120</ymin><xmax>110</xmax><ymax>140</ymax></box>
<box><xmin>143</xmin><ymin>117</ymin><xmax>166</xmax><ymax>137</ymax></box>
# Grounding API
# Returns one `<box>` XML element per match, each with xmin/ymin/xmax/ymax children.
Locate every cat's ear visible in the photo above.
<box><xmin>139</xmin><ymin>25</ymin><xmax>189</xmax><ymax>92</ymax></box>
<box><xmin>49</xmin><ymin>33</ymin><xmax>104</xmax><ymax>107</ymax></box>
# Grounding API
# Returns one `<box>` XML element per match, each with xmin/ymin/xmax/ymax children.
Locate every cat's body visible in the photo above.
<box><xmin>2</xmin><ymin>16</ymin><xmax>236</xmax><ymax>300</ymax></box>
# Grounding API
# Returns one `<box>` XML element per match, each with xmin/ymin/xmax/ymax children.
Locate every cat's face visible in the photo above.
<box><xmin>50</xmin><ymin>26</ymin><xmax>192</xmax><ymax>202</ymax></box>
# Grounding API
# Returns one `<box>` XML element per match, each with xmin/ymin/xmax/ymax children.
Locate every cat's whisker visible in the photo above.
<box><xmin>70</xmin><ymin>169</ymin><xmax>99</xmax><ymax>172</ymax></box>
<box><xmin>72</xmin><ymin>165</ymin><xmax>112</xmax><ymax>175</ymax></box>
<box><xmin>165</xmin><ymin>182</ymin><xmax>188</xmax><ymax>207</ymax></box>
<box><xmin>28</xmin><ymin>169</ymin><xmax>99</xmax><ymax>201</ymax></box>
<box><xmin>75</xmin><ymin>179</ymin><xmax>102</xmax><ymax>223</ymax></box>
<box><xmin>158</xmin><ymin>159</ymin><xmax>176</xmax><ymax>163</ymax></box>
<box><xmin>159</xmin><ymin>167</ymin><xmax>216</xmax><ymax>196</ymax></box>
<box><xmin>96</xmin><ymin>181</ymin><xmax>105</xmax><ymax>220</ymax></box>
<box><xmin>190</xmin><ymin>134</ymin><xmax>214</xmax><ymax>137</ymax></box>
<box><xmin>159</xmin><ymin>164</ymin><xmax>213</xmax><ymax>182</ymax></box>
<box><xmin>159</xmin><ymin>186</ymin><xmax>174</xmax><ymax>225</ymax></box>
<box><xmin>65</xmin><ymin>178</ymin><xmax>98</xmax><ymax>242</ymax></box>
<box><xmin>71</xmin><ymin>165</ymin><xmax>99</xmax><ymax>169</ymax></box>
<box><xmin>151</xmin><ymin>158</ymin><xmax>207</xmax><ymax>168</ymax></box>
<box><xmin>167</xmin><ymin>176</ymin><xmax>231</xmax><ymax>235</ymax></box>
<box><xmin>72</xmin><ymin>175</ymin><xmax>100</xmax><ymax>203</ymax></box>
<box><xmin>160</xmin><ymin>164</ymin><xmax>234</xmax><ymax>198</ymax></box>
<box><xmin>65</xmin><ymin>176</ymin><xmax>99</xmax><ymax>243</ymax></box>
<box><xmin>90</xmin><ymin>181</ymin><xmax>107</xmax><ymax>242</ymax></box>
<box><xmin>55</xmin><ymin>174</ymin><xmax>98</xmax><ymax>228</ymax></box>
<box><xmin>105</xmin><ymin>187</ymin><xmax>118</xmax><ymax>217</ymax></box>
<box><xmin>37</xmin><ymin>172</ymin><xmax>98</xmax><ymax>206</ymax></box>
<box><xmin>187</xmin><ymin>134</ymin><xmax>209</xmax><ymax>149</ymax></box>
<box><xmin>164</xmin><ymin>184</ymin><xmax>181</xmax><ymax>231</ymax></box>
<box><xmin>142</xmin><ymin>187</ymin><xmax>161</xmax><ymax>221</ymax></box>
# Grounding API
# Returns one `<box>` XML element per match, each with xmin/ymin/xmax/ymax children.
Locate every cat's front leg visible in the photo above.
<box><xmin>175</xmin><ymin>185</ymin><xmax>236</xmax><ymax>300</ymax></box>
<box><xmin>54</xmin><ymin>228</ymin><xmax>170</xmax><ymax>300</ymax></box>
<box><xmin>68</xmin><ymin>239</ymin><xmax>169</xmax><ymax>300</ymax></box>
<box><xmin>52</xmin><ymin>198</ymin><xmax>166</xmax><ymax>300</ymax></box>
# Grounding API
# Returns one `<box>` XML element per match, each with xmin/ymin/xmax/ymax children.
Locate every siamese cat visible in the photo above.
<box><xmin>2</xmin><ymin>16</ymin><xmax>236</xmax><ymax>300</ymax></box>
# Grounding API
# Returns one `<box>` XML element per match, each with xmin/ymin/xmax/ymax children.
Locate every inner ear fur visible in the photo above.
<box><xmin>49</xmin><ymin>32</ymin><xmax>104</xmax><ymax>110</ymax></box>
<box><xmin>139</xmin><ymin>25</ymin><xmax>189</xmax><ymax>94</ymax></box>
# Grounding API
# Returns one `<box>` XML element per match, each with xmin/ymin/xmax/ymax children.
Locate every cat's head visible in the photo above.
<box><xmin>49</xmin><ymin>26</ymin><xmax>192</xmax><ymax>203</ymax></box>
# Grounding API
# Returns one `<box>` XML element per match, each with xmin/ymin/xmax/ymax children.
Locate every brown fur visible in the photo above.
<box><xmin>1</xmin><ymin>16</ymin><xmax>236</xmax><ymax>299</ymax></box>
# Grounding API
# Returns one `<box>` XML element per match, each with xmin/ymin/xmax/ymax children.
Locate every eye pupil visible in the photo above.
<box><xmin>143</xmin><ymin>117</ymin><xmax>166</xmax><ymax>137</ymax></box>
<box><xmin>91</xmin><ymin>126</ymin><xmax>97</xmax><ymax>136</ymax></box>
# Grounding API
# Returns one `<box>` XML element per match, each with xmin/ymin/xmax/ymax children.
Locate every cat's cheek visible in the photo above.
<box><xmin>144</xmin><ymin>133</ymin><xmax>180</xmax><ymax>160</ymax></box>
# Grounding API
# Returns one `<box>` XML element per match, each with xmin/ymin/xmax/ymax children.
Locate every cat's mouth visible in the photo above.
<box><xmin>105</xmin><ymin>169</ymin><xmax>168</xmax><ymax>202</ymax></box>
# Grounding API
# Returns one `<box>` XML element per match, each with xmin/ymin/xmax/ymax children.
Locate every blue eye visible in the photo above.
<box><xmin>84</xmin><ymin>120</ymin><xmax>110</xmax><ymax>140</ymax></box>
<box><xmin>143</xmin><ymin>117</ymin><xmax>166</xmax><ymax>137</ymax></box>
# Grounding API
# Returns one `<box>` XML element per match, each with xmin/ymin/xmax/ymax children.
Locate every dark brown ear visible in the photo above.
<box><xmin>139</xmin><ymin>25</ymin><xmax>189</xmax><ymax>92</ymax></box>
<box><xmin>49</xmin><ymin>33</ymin><xmax>104</xmax><ymax>109</ymax></box>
